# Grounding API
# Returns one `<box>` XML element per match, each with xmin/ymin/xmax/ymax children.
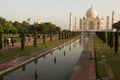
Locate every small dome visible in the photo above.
<box><xmin>83</xmin><ymin>16</ymin><xmax>87</xmax><ymax>19</ymax></box>
<box><xmin>96</xmin><ymin>15</ymin><xmax>100</xmax><ymax>19</ymax></box>
<box><xmin>86</xmin><ymin>5</ymin><xmax>98</xmax><ymax>18</ymax></box>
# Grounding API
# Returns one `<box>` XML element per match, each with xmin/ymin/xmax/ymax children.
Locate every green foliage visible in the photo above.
<box><xmin>18</xmin><ymin>27</ymin><xmax>28</xmax><ymax>34</ymax></box>
<box><xmin>0</xmin><ymin>33</ymin><xmax>2</xmax><ymax>49</ymax></box>
<box><xmin>0</xmin><ymin>25</ymin><xmax>3</xmax><ymax>49</ymax></box>
<box><xmin>0</xmin><ymin>17</ymin><xmax>6</xmax><ymax>26</ymax></box>
<box><xmin>96</xmin><ymin>31</ymin><xmax>106</xmax><ymax>43</ymax></box>
<box><xmin>112</xmin><ymin>21</ymin><xmax>120</xmax><ymax>31</ymax></box>
<box><xmin>13</xmin><ymin>21</ymin><xmax>21</xmax><ymax>29</ymax></box>
<box><xmin>0</xmin><ymin>17</ymin><xmax>62</xmax><ymax>35</ymax></box>
<box><xmin>4</xmin><ymin>22</ymin><xmax>15</xmax><ymax>33</ymax></box>
<box><xmin>0</xmin><ymin>24</ymin><xmax>3</xmax><ymax>33</ymax></box>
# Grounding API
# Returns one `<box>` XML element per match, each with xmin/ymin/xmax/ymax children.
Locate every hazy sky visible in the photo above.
<box><xmin>0</xmin><ymin>0</ymin><xmax>120</xmax><ymax>29</ymax></box>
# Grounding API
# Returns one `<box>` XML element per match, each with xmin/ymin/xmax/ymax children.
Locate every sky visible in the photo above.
<box><xmin>0</xmin><ymin>0</ymin><xmax>120</xmax><ymax>30</ymax></box>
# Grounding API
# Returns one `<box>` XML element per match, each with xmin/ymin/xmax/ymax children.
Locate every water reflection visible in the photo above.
<box><xmin>0</xmin><ymin>76</ymin><xmax>3</xmax><ymax>80</ymax></box>
<box><xmin>59</xmin><ymin>47</ymin><xmax>61</xmax><ymax>51</ymax></box>
<box><xmin>3</xmin><ymin>36</ymin><xmax>87</xmax><ymax>80</ymax></box>
<box><xmin>64</xmin><ymin>50</ymin><xmax>66</xmax><ymax>56</ymax></box>
<box><xmin>43</xmin><ymin>55</ymin><xmax>46</xmax><ymax>59</ymax></box>
<box><xmin>79</xmin><ymin>37</ymin><xmax>81</xmax><ymax>46</ymax></box>
<box><xmin>34</xmin><ymin>59</ymin><xmax>38</xmax><ymax>65</ymax></box>
<box><xmin>54</xmin><ymin>56</ymin><xmax>56</xmax><ymax>64</ymax></box>
<box><xmin>35</xmin><ymin>69</ymin><xmax>38</xmax><ymax>80</ymax></box>
<box><xmin>22</xmin><ymin>65</ymin><xmax>26</xmax><ymax>71</ymax></box>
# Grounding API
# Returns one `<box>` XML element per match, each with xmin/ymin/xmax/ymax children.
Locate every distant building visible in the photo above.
<box><xmin>35</xmin><ymin>19</ymin><xmax>44</xmax><ymax>24</ymax></box>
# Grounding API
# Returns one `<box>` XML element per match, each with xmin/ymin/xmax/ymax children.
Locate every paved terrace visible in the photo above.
<box><xmin>70</xmin><ymin>34</ymin><xmax>97</xmax><ymax>80</ymax></box>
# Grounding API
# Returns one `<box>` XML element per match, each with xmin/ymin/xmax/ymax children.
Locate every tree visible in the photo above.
<box><xmin>112</xmin><ymin>21</ymin><xmax>120</xmax><ymax>30</ymax></box>
<box><xmin>112</xmin><ymin>21</ymin><xmax>120</xmax><ymax>54</ymax></box>
<box><xmin>19</xmin><ymin>27</ymin><xmax>27</xmax><ymax>51</ymax></box>
<box><xmin>4</xmin><ymin>22</ymin><xmax>15</xmax><ymax>34</ymax></box>
<box><xmin>109</xmin><ymin>31</ymin><xmax>114</xmax><ymax>49</ymax></box>
<box><xmin>13</xmin><ymin>21</ymin><xmax>21</xmax><ymax>29</ymax></box>
<box><xmin>21</xmin><ymin>32</ymin><xmax>26</xmax><ymax>51</ymax></box>
<box><xmin>48</xmin><ymin>25</ymin><xmax>56</xmax><ymax>42</ymax></box>
<box><xmin>0</xmin><ymin>25</ymin><xmax>3</xmax><ymax>49</ymax></box>
<box><xmin>0</xmin><ymin>17</ymin><xmax>6</xmax><ymax>26</ymax></box>
<box><xmin>33</xmin><ymin>31</ymin><xmax>38</xmax><ymax>47</ymax></box>
<box><xmin>59</xmin><ymin>31</ymin><xmax>61</xmax><ymax>40</ymax></box>
<box><xmin>114</xmin><ymin>31</ymin><xmax>118</xmax><ymax>54</ymax></box>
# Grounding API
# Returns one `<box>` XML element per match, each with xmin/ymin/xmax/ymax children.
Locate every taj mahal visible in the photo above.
<box><xmin>69</xmin><ymin>5</ymin><xmax>115</xmax><ymax>31</ymax></box>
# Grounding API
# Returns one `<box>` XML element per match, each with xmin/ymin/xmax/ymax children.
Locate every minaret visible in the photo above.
<box><xmin>112</xmin><ymin>11</ymin><xmax>115</xmax><ymax>29</ymax></box>
<box><xmin>75</xmin><ymin>17</ymin><xmax>77</xmax><ymax>31</ymax></box>
<box><xmin>112</xmin><ymin>11</ymin><xmax>115</xmax><ymax>24</ymax></box>
<box><xmin>106</xmin><ymin>16</ymin><xmax>110</xmax><ymax>29</ymax></box>
<box><xmin>80</xmin><ymin>18</ymin><xmax>82</xmax><ymax>30</ymax></box>
<box><xmin>69</xmin><ymin>12</ymin><xmax>72</xmax><ymax>31</ymax></box>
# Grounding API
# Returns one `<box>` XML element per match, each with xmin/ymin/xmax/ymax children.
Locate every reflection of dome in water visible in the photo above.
<box><xmin>86</xmin><ymin>5</ymin><xmax>98</xmax><ymax>18</ymax></box>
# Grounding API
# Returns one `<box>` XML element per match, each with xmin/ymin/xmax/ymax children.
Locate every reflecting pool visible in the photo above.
<box><xmin>2</xmin><ymin>36</ymin><xmax>87</xmax><ymax>80</ymax></box>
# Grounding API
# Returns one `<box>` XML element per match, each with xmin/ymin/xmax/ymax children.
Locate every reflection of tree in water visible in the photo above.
<box><xmin>0</xmin><ymin>75</ymin><xmax>3</xmax><ymax>80</ymax></box>
<box><xmin>79</xmin><ymin>38</ymin><xmax>81</xmax><ymax>46</ymax></box>
<box><xmin>54</xmin><ymin>56</ymin><xmax>56</xmax><ymax>64</ymax></box>
<box><xmin>51</xmin><ymin>51</ymin><xmax>53</xmax><ymax>56</ymax></box>
<box><xmin>73</xmin><ymin>43</ymin><xmax>76</xmax><ymax>48</ymax></box>
<box><xmin>34</xmin><ymin>59</ymin><xmax>38</xmax><ymax>65</ymax></box>
<box><xmin>43</xmin><ymin>55</ymin><xmax>46</xmax><ymax>59</ymax></box>
<box><xmin>59</xmin><ymin>47</ymin><xmax>61</xmax><ymax>51</ymax></box>
<box><xmin>35</xmin><ymin>69</ymin><xmax>38</xmax><ymax>80</ymax></box>
<box><xmin>82</xmin><ymin>36</ymin><xmax>88</xmax><ymax>47</ymax></box>
<box><xmin>67</xmin><ymin>43</ymin><xmax>69</xmax><ymax>46</ymax></box>
<box><xmin>22</xmin><ymin>65</ymin><xmax>26</xmax><ymax>71</ymax></box>
<box><xmin>69</xmin><ymin>44</ymin><xmax>72</xmax><ymax>52</ymax></box>
<box><xmin>64</xmin><ymin>50</ymin><xmax>66</xmax><ymax>56</ymax></box>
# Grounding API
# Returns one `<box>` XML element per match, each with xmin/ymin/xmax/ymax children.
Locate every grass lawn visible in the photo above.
<box><xmin>97</xmin><ymin>62</ymin><xmax>107</xmax><ymax>78</ymax></box>
<box><xmin>94</xmin><ymin>36</ymin><xmax>108</xmax><ymax>78</ymax></box>
<box><xmin>0</xmin><ymin>38</ymin><xmax>68</xmax><ymax>64</ymax></box>
<box><xmin>95</xmin><ymin>35</ymin><xmax>120</xmax><ymax>80</ymax></box>
<box><xmin>108</xmin><ymin>60</ymin><xmax>120</xmax><ymax>80</ymax></box>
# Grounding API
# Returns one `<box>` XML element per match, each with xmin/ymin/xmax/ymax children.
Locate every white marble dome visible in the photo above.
<box><xmin>86</xmin><ymin>6</ymin><xmax>98</xmax><ymax>18</ymax></box>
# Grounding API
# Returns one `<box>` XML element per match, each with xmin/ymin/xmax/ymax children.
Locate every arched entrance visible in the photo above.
<box><xmin>89</xmin><ymin>21</ymin><xmax>94</xmax><ymax>29</ymax></box>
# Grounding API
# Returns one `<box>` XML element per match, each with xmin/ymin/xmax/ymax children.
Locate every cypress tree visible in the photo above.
<box><xmin>109</xmin><ymin>31</ymin><xmax>114</xmax><ymax>49</ymax></box>
<box><xmin>107</xmin><ymin>32</ymin><xmax>110</xmax><ymax>45</ymax></box>
<box><xmin>43</xmin><ymin>32</ymin><xmax>46</xmax><ymax>44</ymax></box>
<box><xmin>50</xmin><ymin>32</ymin><xmax>52</xmax><ymax>42</ymax></box>
<box><xmin>21</xmin><ymin>32</ymin><xmax>26</xmax><ymax>51</ymax></box>
<box><xmin>102</xmin><ymin>31</ymin><xmax>106</xmax><ymax>43</ymax></box>
<box><xmin>59</xmin><ymin>31</ymin><xmax>61</xmax><ymax>40</ymax></box>
<box><xmin>114</xmin><ymin>31</ymin><xmax>119</xmax><ymax>54</ymax></box>
<box><xmin>34</xmin><ymin>31</ymin><xmax>37</xmax><ymax>47</ymax></box>
<box><xmin>62</xmin><ymin>32</ymin><xmax>64</xmax><ymax>39</ymax></box>
<box><xmin>0</xmin><ymin>25</ymin><xmax>3</xmax><ymax>49</ymax></box>
<box><xmin>0</xmin><ymin>33</ymin><xmax>2</xmax><ymax>49</ymax></box>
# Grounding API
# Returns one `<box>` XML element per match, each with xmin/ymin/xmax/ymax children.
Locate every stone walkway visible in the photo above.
<box><xmin>70</xmin><ymin>35</ymin><xmax>97</xmax><ymax>80</ymax></box>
